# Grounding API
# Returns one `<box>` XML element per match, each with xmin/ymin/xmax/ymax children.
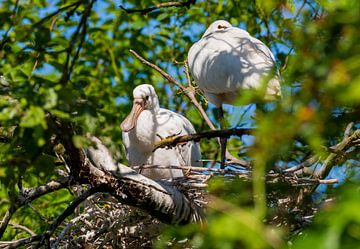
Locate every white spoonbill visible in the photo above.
<box><xmin>121</xmin><ymin>84</ymin><xmax>201</xmax><ymax>180</ymax></box>
<box><xmin>188</xmin><ymin>20</ymin><xmax>281</xmax><ymax>167</ymax></box>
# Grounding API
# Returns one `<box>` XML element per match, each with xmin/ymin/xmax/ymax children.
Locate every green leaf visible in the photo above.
<box><xmin>20</xmin><ymin>106</ymin><xmax>47</xmax><ymax>129</ymax></box>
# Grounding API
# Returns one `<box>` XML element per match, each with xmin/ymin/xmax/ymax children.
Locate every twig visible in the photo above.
<box><xmin>0</xmin><ymin>177</ymin><xmax>70</xmax><ymax>238</ymax></box>
<box><xmin>153</xmin><ymin>128</ymin><xmax>252</xmax><ymax>151</ymax></box>
<box><xmin>60</xmin><ymin>0</ymin><xmax>96</xmax><ymax>85</ymax></box>
<box><xmin>133</xmin><ymin>164</ymin><xmax>251</xmax><ymax>175</ymax></box>
<box><xmin>0</xmin><ymin>189</ymin><xmax>97</xmax><ymax>249</ymax></box>
<box><xmin>8</xmin><ymin>222</ymin><xmax>36</xmax><ymax>236</ymax></box>
<box><xmin>294</xmin><ymin>0</ymin><xmax>308</xmax><ymax>20</ymax></box>
<box><xmin>0</xmin><ymin>205</ymin><xmax>17</xmax><ymax>239</ymax></box>
<box><xmin>0</xmin><ymin>0</ymin><xmax>20</xmax><ymax>50</ymax></box>
<box><xmin>0</xmin><ymin>235</ymin><xmax>42</xmax><ymax>249</ymax></box>
<box><xmin>314</xmin><ymin>129</ymin><xmax>360</xmax><ymax>179</ymax></box>
<box><xmin>344</xmin><ymin>122</ymin><xmax>354</xmax><ymax>138</ymax></box>
<box><xmin>283</xmin><ymin>155</ymin><xmax>319</xmax><ymax>173</ymax></box>
<box><xmin>32</xmin><ymin>1</ymin><xmax>83</xmax><ymax>27</ymax></box>
<box><xmin>120</xmin><ymin>0</ymin><xmax>196</xmax><ymax>15</ymax></box>
<box><xmin>129</xmin><ymin>49</ymin><xmax>216</xmax><ymax>130</ymax></box>
<box><xmin>184</xmin><ymin>60</ymin><xmax>192</xmax><ymax>88</ymax></box>
<box><xmin>37</xmin><ymin>188</ymin><xmax>98</xmax><ymax>247</ymax></box>
<box><xmin>184</xmin><ymin>60</ymin><xmax>216</xmax><ymax>130</ymax></box>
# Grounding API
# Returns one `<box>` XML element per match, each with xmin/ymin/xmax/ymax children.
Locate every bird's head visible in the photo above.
<box><xmin>202</xmin><ymin>20</ymin><xmax>232</xmax><ymax>38</ymax></box>
<box><xmin>120</xmin><ymin>84</ymin><xmax>159</xmax><ymax>132</ymax></box>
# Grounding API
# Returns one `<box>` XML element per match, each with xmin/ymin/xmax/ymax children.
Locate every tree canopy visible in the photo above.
<box><xmin>0</xmin><ymin>0</ymin><xmax>359</xmax><ymax>248</ymax></box>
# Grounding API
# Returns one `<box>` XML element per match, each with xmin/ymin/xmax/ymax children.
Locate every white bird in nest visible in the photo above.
<box><xmin>121</xmin><ymin>84</ymin><xmax>201</xmax><ymax>180</ymax></box>
<box><xmin>188</xmin><ymin>20</ymin><xmax>281</xmax><ymax>167</ymax></box>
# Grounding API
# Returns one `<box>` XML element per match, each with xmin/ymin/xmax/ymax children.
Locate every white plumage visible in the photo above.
<box><xmin>121</xmin><ymin>84</ymin><xmax>201</xmax><ymax>180</ymax></box>
<box><xmin>188</xmin><ymin>20</ymin><xmax>281</xmax><ymax>107</ymax></box>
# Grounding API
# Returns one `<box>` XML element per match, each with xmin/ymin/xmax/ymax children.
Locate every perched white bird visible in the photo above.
<box><xmin>121</xmin><ymin>84</ymin><xmax>201</xmax><ymax>180</ymax></box>
<box><xmin>188</xmin><ymin>20</ymin><xmax>281</xmax><ymax>167</ymax></box>
<box><xmin>188</xmin><ymin>20</ymin><xmax>281</xmax><ymax>107</ymax></box>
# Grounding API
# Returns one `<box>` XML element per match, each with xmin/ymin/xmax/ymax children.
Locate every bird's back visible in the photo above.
<box><xmin>188</xmin><ymin>27</ymin><xmax>281</xmax><ymax>105</ymax></box>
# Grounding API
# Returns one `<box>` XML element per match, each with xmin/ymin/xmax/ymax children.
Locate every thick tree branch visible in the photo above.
<box><xmin>120</xmin><ymin>0</ymin><xmax>196</xmax><ymax>15</ymax></box>
<box><xmin>84</xmin><ymin>141</ymin><xmax>204</xmax><ymax>224</ymax></box>
<box><xmin>50</xmin><ymin>117</ymin><xmax>204</xmax><ymax>224</ymax></box>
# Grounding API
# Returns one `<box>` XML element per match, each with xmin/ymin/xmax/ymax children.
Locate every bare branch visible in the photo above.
<box><xmin>344</xmin><ymin>122</ymin><xmax>354</xmax><ymax>138</ymax></box>
<box><xmin>120</xmin><ymin>0</ymin><xmax>196</xmax><ymax>15</ymax></box>
<box><xmin>129</xmin><ymin>49</ymin><xmax>183</xmax><ymax>89</ymax></box>
<box><xmin>60</xmin><ymin>0</ymin><xmax>96</xmax><ymax>85</ymax></box>
<box><xmin>0</xmin><ymin>235</ymin><xmax>42</xmax><ymax>249</ymax></box>
<box><xmin>37</xmin><ymin>188</ymin><xmax>98</xmax><ymax>247</ymax></box>
<box><xmin>314</xmin><ymin>129</ymin><xmax>360</xmax><ymax>179</ymax></box>
<box><xmin>283</xmin><ymin>155</ymin><xmax>319</xmax><ymax>173</ymax></box>
<box><xmin>0</xmin><ymin>177</ymin><xmax>71</xmax><ymax>238</ymax></box>
<box><xmin>0</xmin><ymin>205</ymin><xmax>17</xmax><ymax>239</ymax></box>
<box><xmin>0</xmin><ymin>0</ymin><xmax>20</xmax><ymax>50</ymax></box>
<box><xmin>8</xmin><ymin>222</ymin><xmax>36</xmax><ymax>236</ymax></box>
<box><xmin>32</xmin><ymin>1</ymin><xmax>83</xmax><ymax>27</ymax></box>
<box><xmin>184</xmin><ymin>60</ymin><xmax>216</xmax><ymax>130</ymax></box>
<box><xmin>153</xmin><ymin>128</ymin><xmax>252</xmax><ymax>151</ymax></box>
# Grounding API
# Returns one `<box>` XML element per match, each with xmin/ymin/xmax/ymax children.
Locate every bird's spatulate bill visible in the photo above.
<box><xmin>120</xmin><ymin>102</ymin><xmax>144</xmax><ymax>132</ymax></box>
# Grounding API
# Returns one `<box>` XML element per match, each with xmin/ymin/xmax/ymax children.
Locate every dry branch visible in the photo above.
<box><xmin>314</xmin><ymin>129</ymin><xmax>360</xmax><ymax>179</ymax></box>
<box><xmin>0</xmin><ymin>177</ymin><xmax>71</xmax><ymax>238</ymax></box>
<box><xmin>37</xmin><ymin>188</ymin><xmax>98</xmax><ymax>247</ymax></box>
<box><xmin>132</xmin><ymin>165</ymin><xmax>339</xmax><ymax>187</ymax></box>
<box><xmin>60</xmin><ymin>0</ymin><xmax>96</xmax><ymax>85</ymax></box>
<box><xmin>153</xmin><ymin>128</ymin><xmax>253</xmax><ymax>151</ymax></box>
<box><xmin>0</xmin><ymin>189</ymin><xmax>96</xmax><ymax>249</ymax></box>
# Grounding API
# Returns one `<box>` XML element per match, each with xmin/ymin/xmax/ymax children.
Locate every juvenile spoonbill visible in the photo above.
<box><xmin>121</xmin><ymin>84</ymin><xmax>201</xmax><ymax>180</ymax></box>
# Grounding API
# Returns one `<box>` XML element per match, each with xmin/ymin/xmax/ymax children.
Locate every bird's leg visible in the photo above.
<box><xmin>218</xmin><ymin>107</ymin><xmax>227</xmax><ymax>169</ymax></box>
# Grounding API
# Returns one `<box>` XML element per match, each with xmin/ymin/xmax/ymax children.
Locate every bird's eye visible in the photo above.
<box><xmin>217</xmin><ymin>25</ymin><xmax>222</xmax><ymax>29</ymax></box>
<box><xmin>145</xmin><ymin>96</ymin><xmax>149</xmax><ymax>101</ymax></box>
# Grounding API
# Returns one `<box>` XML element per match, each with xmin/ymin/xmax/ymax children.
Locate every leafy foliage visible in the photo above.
<box><xmin>0</xmin><ymin>0</ymin><xmax>359</xmax><ymax>248</ymax></box>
